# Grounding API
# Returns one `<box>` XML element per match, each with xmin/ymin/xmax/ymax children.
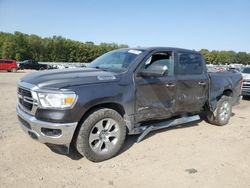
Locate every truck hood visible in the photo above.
<box><xmin>20</xmin><ymin>68</ymin><xmax>120</xmax><ymax>89</ymax></box>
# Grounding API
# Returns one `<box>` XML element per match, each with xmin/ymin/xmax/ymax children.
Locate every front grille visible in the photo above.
<box><xmin>243</xmin><ymin>81</ymin><xmax>250</xmax><ymax>89</ymax></box>
<box><xmin>18</xmin><ymin>87</ymin><xmax>33</xmax><ymax>111</ymax></box>
<box><xmin>18</xmin><ymin>87</ymin><xmax>32</xmax><ymax>97</ymax></box>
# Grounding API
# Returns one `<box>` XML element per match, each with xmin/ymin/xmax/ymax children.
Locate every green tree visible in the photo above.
<box><xmin>1</xmin><ymin>31</ymin><xmax>250</xmax><ymax>65</ymax></box>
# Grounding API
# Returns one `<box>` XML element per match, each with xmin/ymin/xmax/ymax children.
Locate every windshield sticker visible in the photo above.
<box><xmin>128</xmin><ymin>49</ymin><xmax>142</xmax><ymax>55</ymax></box>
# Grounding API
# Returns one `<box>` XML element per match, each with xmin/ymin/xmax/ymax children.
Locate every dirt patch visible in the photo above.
<box><xmin>1</xmin><ymin>71</ymin><xmax>250</xmax><ymax>188</ymax></box>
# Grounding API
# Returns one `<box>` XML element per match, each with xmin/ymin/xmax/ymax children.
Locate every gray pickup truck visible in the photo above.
<box><xmin>242</xmin><ymin>67</ymin><xmax>250</xmax><ymax>97</ymax></box>
<box><xmin>16</xmin><ymin>47</ymin><xmax>242</xmax><ymax>162</ymax></box>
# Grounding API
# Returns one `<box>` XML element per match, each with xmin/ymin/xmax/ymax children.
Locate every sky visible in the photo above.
<box><xmin>0</xmin><ymin>0</ymin><xmax>250</xmax><ymax>52</ymax></box>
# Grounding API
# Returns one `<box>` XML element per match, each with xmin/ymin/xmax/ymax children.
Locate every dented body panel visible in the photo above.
<box><xmin>208</xmin><ymin>72</ymin><xmax>242</xmax><ymax>111</ymax></box>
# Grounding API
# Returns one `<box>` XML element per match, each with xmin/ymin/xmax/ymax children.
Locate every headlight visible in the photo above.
<box><xmin>37</xmin><ymin>92</ymin><xmax>77</xmax><ymax>109</ymax></box>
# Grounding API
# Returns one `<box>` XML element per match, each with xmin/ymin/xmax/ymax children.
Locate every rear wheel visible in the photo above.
<box><xmin>76</xmin><ymin>108</ymin><xmax>126</xmax><ymax>162</ymax></box>
<box><xmin>206</xmin><ymin>95</ymin><xmax>232</xmax><ymax>126</ymax></box>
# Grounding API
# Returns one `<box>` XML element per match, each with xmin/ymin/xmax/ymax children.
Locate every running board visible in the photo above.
<box><xmin>137</xmin><ymin>115</ymin><xmax>200</xmax><ymax>143</ymax></box>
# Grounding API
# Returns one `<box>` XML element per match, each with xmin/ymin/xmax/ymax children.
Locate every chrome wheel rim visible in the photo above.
<box><xmin>89</xmin><ymin>118</ymin><xmax>120</xmax><ymax>154</ymax></box>
<box><xmin>219</xmin><ymin>101</ymin><xmax>230</xmax><ymax>122</ymax></box>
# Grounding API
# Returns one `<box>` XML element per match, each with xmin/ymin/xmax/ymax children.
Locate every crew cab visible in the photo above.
<box><xmin>18</xmin><ymin>60</ymin><xmax>48</xmax><ymax>70</ymax></box>
<box><xmin>241</xmin><ymin>67</ymin><xmax>250</xmax><ymax>97</ymax></box>
<box><xmin>16</xmin><ymin>47</ymin><xmax>242</xmax><ymax>162</ymax></box>
<box><xmin>0</xmin><ymin>59</ymin><xmax>17</xmax><ymax>72</ymax></box>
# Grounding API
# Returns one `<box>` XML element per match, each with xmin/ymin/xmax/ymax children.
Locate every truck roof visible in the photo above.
<box><xmin>130</xmin><ymin>47</ymin><xmax>198</xmax><ymax>53</ymax></box>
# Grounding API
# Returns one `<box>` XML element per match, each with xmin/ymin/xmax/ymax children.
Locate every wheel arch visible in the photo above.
<box><xmin>222</xmin><ymin>89</ymin><xmax>233</xmax><ymax>97</ymax></box>
<box><xmin>216</xmin><ymin>88</ymin><xmax>233</xmax><ymax>101</ymax></box>
<box><xmin>206</xmin><ymin>88</ymin><xmax>234</xmax><ymax>112</ymax></box>
<box><xmin>88</xmin><ymin>102</ymin><xmax>125</xmax><ymax>116</ymax></box>
<box><xmin>72</xmin><ymin>102</ymin><xmax>127</xmax><ymax>144</ymax></box>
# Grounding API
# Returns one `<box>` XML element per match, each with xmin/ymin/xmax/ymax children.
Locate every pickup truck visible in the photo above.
<box><xmin>16</xmin><ymin>47</ymin><xmax>242</xmax><ymax>162</ymax></box>
<box><xmin>18</xmin><ymin>60</ymin><xmax>48</xmax><ymax>70</ymax></box>
<box><xmin>241</xmin><ymin>67</ymin><xmax>250</xmax><ymax>97</ymax></box>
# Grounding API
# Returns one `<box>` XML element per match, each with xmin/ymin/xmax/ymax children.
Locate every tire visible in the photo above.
<box><xmin>76</xmin><ymin>108</ymin><xmax>127</xmax><ymax>162</ymax></box>
<box><xmin>206</xmin><ymin>95</ymin><xmax>232</xmax><ymax>126</ymax></box>
<box><xmin>11</xmin><ymin>68</ymin><xmax>17</xmax><ymax>73</ymax></box>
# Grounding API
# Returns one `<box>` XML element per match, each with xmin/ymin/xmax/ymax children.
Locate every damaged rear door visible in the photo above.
<box><xmin>135</xmin><ymin>51</ymin><xmax>176</xmax><ymax>123</ymax></box>
<box><xmin>174</xmin><ymin>51</ymin><xmax>208</xmax><ymax>113</ymax></box>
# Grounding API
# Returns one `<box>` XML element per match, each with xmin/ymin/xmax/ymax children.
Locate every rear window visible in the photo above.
<box><xmin>176</xmin><ymin>52</ymin><xmax>203</xmax><ymax>75</ymax></box>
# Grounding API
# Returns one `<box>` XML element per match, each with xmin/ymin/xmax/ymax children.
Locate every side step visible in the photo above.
<box><xmin>137</xmin><ymin>115</ymin><xmax>200</xmax><ymax>143</ymax></box>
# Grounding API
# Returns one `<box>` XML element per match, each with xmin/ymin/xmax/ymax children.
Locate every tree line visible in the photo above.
<box><xmin>0</xmin><ymin>31</ymin><xmax>249</xmax><ymax>64</ymax></box>
<box><xmin>0</xmin><ymin>31</ymin><xmax>128</xmax><ymax>62</ymax></box>
<box><xmin>200</xmin><ymin>49</ymin><xmax>250</xmax><ymax>65</ymax></box>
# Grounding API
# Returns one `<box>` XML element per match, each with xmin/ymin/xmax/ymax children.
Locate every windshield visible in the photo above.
<box><xmin>88</xmin><ymin>49</ymin><xmax>143</xmax><ymax>72</ymax></box>
<box><xmin>242</xmin><ymin>67</ymin><xmax>250</xmax><ymax>74</ymax></box>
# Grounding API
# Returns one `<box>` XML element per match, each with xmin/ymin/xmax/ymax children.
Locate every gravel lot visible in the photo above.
<box><xmin>0</xmin><ymin>70</ymin><xmax>250</xmax><ymax>188</ymax></box>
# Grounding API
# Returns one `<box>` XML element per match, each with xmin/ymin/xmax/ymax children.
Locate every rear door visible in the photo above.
<box><xmin>174</xmin><ymin>51</ymin><xmax>208</xmax><ymax>113</ymax></box>
<box><xmin>30</xmin><ymin>61</ymin><xmax>35</xmax><ymax>69</ymax></box>
<box><xmin>32</xmin><ymin>61</ymin><xmax>39</xmax><ymax>70</ymax></box>
<box><xmin>5</xmin><ymin>60</ymin><xmax>12</xmax><ymax>70</ymax></box>
<box><xmin>135</xmin><ymin>51</ymin><xmax>176</xmax><ymax>123</ymax></box>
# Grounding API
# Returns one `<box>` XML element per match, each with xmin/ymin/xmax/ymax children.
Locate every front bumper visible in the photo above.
<box><xmin>242</xmin><ymin>89</ymin><xmax>250</xmax><ymax>96</ymax></box>
<box><xmin>16</xmin><ymin>105</ymin><xmax>78</xmax><ymax>145</ymax></box>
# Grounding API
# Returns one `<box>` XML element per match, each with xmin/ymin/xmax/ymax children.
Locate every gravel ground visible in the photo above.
<box><xmin>0</xmin><ymin>70</ymin><xmax>250</xmax><ymax>188</ymax></box>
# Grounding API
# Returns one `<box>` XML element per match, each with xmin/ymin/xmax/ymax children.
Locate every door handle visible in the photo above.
<box><xmin>166</xmin><ymin>83</ymin><xmax>175</xmax><ymax>87</ymax></box>
<box><xmin>198</xmin><ymin>81</ymin><xmax>206</xmax><ymax>86</ymax></box>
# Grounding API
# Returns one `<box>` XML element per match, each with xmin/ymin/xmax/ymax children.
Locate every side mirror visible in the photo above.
<box><xmin>139</xmin><ymin>64</ymin><xmax>168</xmax><ymax>77</ymax></box>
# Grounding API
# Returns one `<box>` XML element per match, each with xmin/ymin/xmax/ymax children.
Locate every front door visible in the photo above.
<box><xmin>135</xmin><ymin>51</ymin><xmax>176</xmax><ymax>123</ymax></box>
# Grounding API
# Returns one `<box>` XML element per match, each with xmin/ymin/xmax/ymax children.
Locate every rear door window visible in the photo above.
<box><xmin>176</xmin><ymin>52</ymin><xmax>203</xmax><ymax>75</ymax></box>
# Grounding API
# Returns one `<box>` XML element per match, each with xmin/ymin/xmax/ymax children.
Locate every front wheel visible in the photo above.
<box><xmin>76</xmin><ymin>108</ymin><xmax>127</xmax><ymax>162</ymax></box>
<box><xmin>206</xmin><ymin>96</ymin><xmax>232</xmax><ymax>126</ymax></box>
